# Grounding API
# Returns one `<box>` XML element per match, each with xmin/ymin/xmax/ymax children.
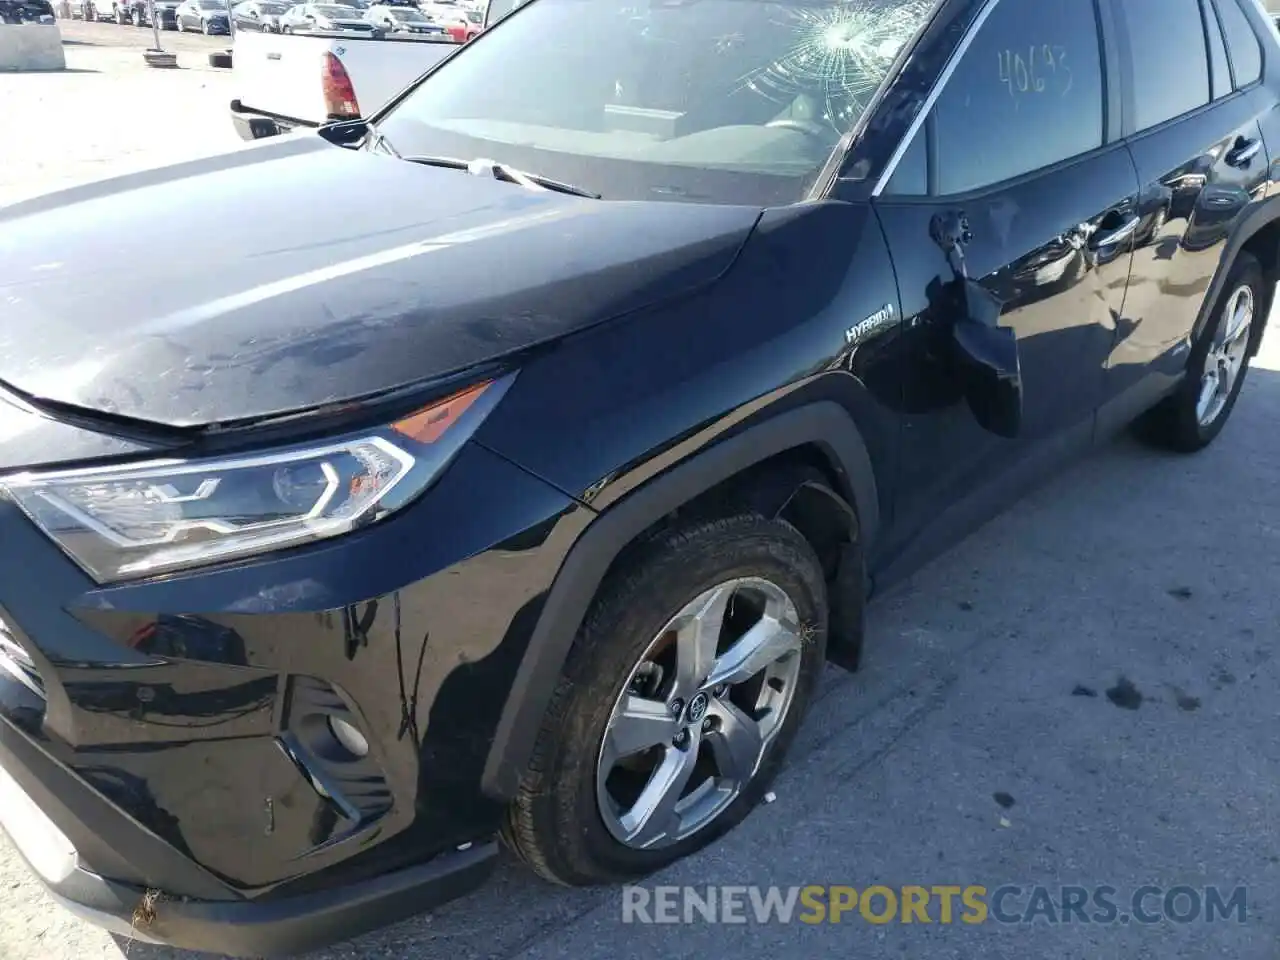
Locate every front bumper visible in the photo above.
<box><xmin>0</xmin><ymin>431</ymin><xmax>585</xmax><ymax>954</ymax></box>
<box><xmin>0</xmin><ymin>728</ymin><xmax>497</xmax><ymax>955</ymax></box>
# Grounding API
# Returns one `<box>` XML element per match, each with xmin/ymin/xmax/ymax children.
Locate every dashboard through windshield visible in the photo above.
<box><xmin>376</xmin><ymin>0</ymin><xmax>937</xmax><ymax>205</ymax></box>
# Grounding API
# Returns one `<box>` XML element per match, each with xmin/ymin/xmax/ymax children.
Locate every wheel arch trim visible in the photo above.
<box><xmin>480</xmin><ymin>401</ymin><xmax>878</xmax><ymax>801</ymax></box>
<box><xmin>1194</xmin><ymin>193</ymin><xmax>1280</xmax><ymax>349</ymax></box>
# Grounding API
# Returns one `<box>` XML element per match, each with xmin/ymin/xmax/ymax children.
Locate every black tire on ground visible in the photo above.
<box><xmin>208</xmin><ymin>50</ymin><xmax>232</xmax><ymax>68</ymax></box>
<box><xmin>115</xmin><ymin>5</ymin><xmax>126</xmax><ymax>22</ymax></box>
<box><xmin>132</xmin><ymin>6</ymin><xmax>143</xmax><ymax>24</ymax></box>
<box><xmin>201</xmin><ymin>16</ymin><xmax>209</xmax><ymax>31</ymax></box>
<box><xmin>1135</xmin><ymin>250</ymin><xmax>1264</xmax><ymax>452</ymax></box>
<box><xmin>501</xmin><ymin>512</ymin><xmax>830</xmax><ymax>886</ymax></box>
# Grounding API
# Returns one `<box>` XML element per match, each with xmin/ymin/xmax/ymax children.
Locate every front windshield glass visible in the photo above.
<box><xmin>390</xmin><ymin>6</ymin><xmax>427</xmax><ymax>17</ymax></box>
<box><xmin>259</xmin><ymin>1</ymin><xmax>288</xmax><ymax>10</ymax></box>
<box><xmin>314</xmin><ymin>4</ymin><xmax>353</xmax><ymax>13</ymax></box>
<box><xmin>378</xmin><ymin>0</ymin><xmax>935</xmax><ymax>205</ymax></box>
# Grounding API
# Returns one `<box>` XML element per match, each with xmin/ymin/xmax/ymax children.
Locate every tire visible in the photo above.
<box><xmin>133</xmin><ymin>7</ymin><xmax>144</xmax><ymax>25</ymax></box>
<box><xmin>201</xmin><ymin>16</ymin><xmax>209</xmax><ymax>31</ymax></box>
<box><xmin>114</xmin><ymin>5</ymin><xmax>126</xmax><ymax>22</ymax></box>
<box><xmin>502</xmin><ymin>513</ymin><xmax>829</xmax><ymax>886</ymax></box>
<box><xmin>1136</xmin><ymin>250</ymin><xmax>1263</xmax><ymax>452</ymax></box>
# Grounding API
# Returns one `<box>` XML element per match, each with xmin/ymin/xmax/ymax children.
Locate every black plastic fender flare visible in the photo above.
<box><xmin>1194</xmin><ymin>192</ymin><xmax>1280</xmax><ymax>351</ymax></box>
<box><xmin>480</xmin><ymin>401</ymin><xmax>879</xmax><ymax>801</ymax></box>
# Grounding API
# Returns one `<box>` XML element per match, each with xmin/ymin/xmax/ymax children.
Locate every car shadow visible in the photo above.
<box><xmin>109</xmin><ymin>343</ymin><xmax>1280</xmax><ymax>960</ymax></box>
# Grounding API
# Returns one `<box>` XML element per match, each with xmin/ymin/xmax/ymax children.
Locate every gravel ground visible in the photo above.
<box><xmin>0</xmin><ymin>22</ymin><xmax>238</xmax><ymax>206</ymax></box>
<box><xmin>2</xmin><ymin>33</ymin><xmax>1280</xmax><ymax>960</ymax></box>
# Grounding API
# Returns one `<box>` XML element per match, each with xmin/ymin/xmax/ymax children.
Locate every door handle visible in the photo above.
<box><xmin>1090</xmin><ymin>215</ymin><xmax>1140</xmax><ymax>249</ymax></box>
<box><xmin>1226</xmin><ymin>137</ymin><xmax>1262</xmax><ymax>167</ymax></box>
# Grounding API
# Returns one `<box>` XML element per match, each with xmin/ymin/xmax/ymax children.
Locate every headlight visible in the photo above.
<box><xmin>1</xmin><ymin>375</ymin><xmax>513</xmax><ymax>583</ymax></box>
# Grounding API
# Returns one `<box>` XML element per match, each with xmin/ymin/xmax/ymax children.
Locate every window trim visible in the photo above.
<box><xmin>1111</xmin><ymin>0</ymin><xmax>1245</xmax><ymax>138</ymax></box>
<box><xmin>1207</xmin><ymin>0</ymin><xmax>1267</xmax><ymax>93</ymax></box>
<box><xmin>870</xmin><ymin>0</ymin><xmax>1114</xmax><ymax>199</ymax></box>
<box><xmin>1201</xmin><ymin>0</ymin><xmax>1234</xmax><ymax>97</ymax></box>
<box><xmin>1206</xmin><ymin>0</ymin><xmax>1240</xmax><ymax>89</ymax></box>
<box><xmin>869</xmin><ymin>0</ymin><xmax>1003</xmax><ymax>196</ymax></box>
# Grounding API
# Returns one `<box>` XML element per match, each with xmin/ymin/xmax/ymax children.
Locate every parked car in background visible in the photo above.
<box><xmin>232</xmin><ymin>0</ymin><xmax>289</xmax><ymax>30</ymax></box>
<box><xmin>70</xmin><ymin>0</ymin><xmax>104</xmax><ymax>19</ymax></box>
<box><xmin>279</xmin><ymin>1</ymin><xmax>377</xmax><ymax>32</ymax></box>
<box><xmin>175</xmin><ymin>0</ymin><xmax>229</xmax><ymax>31</ymax></box>
<box><xmin>420</xmin><ymin>0</ymin><xmax>478</xmax><ymax>40</ymax></box>
<box><xmin>229</xmin><ymin>25</ymin><xmax>452</xmax><ymax>138</ymax></box>
<box><xmin>116</xmin><ymin>0</ymin><xmax>179</xmax><ymax>26</ymax></box>
<box><xmin>0</xmin><ymin>0</ymin><xmax>55</xmax><ymax>22</ymax></box>
<box><xmin>365</xmin><ymin>2</ymin><xmax>446</xmax><ymax>34</ymax></box>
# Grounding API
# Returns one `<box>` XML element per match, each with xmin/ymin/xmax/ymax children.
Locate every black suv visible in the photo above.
<box><xmin>1</xmin><ymin>0</ymin><xmax>1278</xmax><ymax>954</ymax></box>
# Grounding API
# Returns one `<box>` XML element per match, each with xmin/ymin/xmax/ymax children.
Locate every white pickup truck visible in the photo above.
<box><xmin>228</xmin><ymin>29</ymin><xmax>459</xmax><ymax>140</ymax></box>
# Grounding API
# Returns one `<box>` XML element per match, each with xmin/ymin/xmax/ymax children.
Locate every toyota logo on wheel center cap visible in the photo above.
<box><xmin>686</xmin><ymin>692</ymin><xmax>709</xmax><ymax>724</ymax></box>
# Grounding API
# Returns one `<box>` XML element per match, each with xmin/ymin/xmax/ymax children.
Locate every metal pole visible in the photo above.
<box><xmin>149</xmin><ymin>0</ymin><xmax>161</xmax><ymax>47</ymax></box>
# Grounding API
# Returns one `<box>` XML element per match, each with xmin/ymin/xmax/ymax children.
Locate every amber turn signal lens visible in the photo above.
<box><xmin>391</xmin><ymin>381</ymin><xmax>491</xmax><ymax>444</ymax></box>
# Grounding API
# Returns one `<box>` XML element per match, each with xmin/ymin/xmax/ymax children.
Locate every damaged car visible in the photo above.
<box><xmin>1</xmin><ymin>0</ymin><xmax>1279</xmax><ymax>954</ymax></box>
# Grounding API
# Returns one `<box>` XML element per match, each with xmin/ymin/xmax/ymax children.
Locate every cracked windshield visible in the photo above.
<box><xmin>378</xmin><ymin>0</ymin><xmax>933</xmax><ymax>201</ymax></box>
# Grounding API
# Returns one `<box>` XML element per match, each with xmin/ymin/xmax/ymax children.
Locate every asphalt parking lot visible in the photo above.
<box><xmin>3</xmin><ymin>26</ymin><xmax>1280</xmax><ymax>960</ymax></box>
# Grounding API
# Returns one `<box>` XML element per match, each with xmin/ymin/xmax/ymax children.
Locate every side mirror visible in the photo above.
<box><xmin>950</xmin><ymin>279</ymin><xmax>1022</xmax><ymax>439</ymax></box>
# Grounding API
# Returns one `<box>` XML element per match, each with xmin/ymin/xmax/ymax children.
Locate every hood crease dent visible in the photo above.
<box><xmin>0</xmin><ymin>138</ymin><xmax>762</xmax><ymax>428</ymax></box>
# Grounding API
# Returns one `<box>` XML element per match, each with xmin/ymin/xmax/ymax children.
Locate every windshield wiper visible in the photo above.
<box><xmin>403</xmin><ymin>155</ymin><xmax>600</xmax><ymax>199</ymax></box>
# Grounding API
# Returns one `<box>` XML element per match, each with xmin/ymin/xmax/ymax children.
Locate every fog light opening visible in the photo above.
<box><xmin>328</xmin><ymin>716</ymin><xmax>370</xmax><ymax>758</ymax></box>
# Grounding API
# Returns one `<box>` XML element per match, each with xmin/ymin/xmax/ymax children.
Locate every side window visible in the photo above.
<box><xmin>883</xmin><ymin>131</ymin><xmax>928</xmax><ymax>196</ymax></box>
<box><xmin>930</xmin><ymin>0</ymin><xmax>1104</xmax><ymax>195</ymax></box>
<box><xmin>1203</xmin><ymin>0</ymin><xmax>1233</xmax><ymax>98</ymax></box>
<box><xmin>1215</xmin><ymin>0</ymin><xmax>1264</xmax><ymax>87</ymax></box>
<box><xmin>1118</xmin><ymin>0</ymin><xmax>1210</xmax><ymax>131</ymax></box>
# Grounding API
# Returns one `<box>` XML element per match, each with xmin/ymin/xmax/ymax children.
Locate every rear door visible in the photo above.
<box><xmin>871</xmin><ymin>0</ymin><xmax>1138</xmax><ymax>554</ymax></box>
<box><xmin>1102</xmin><ymin>0</ymin><xmax>1271</xmax><ymax>414</ymax></box>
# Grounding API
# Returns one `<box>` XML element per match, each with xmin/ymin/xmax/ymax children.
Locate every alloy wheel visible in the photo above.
<box><xmin>1196</xmin><ymin>283</ymin><xmax>1253</xmax><ymax>427</ymax></box>
<box><xmin>595</xmin><ymin>577</ymin><xmax>804</xmax><ymax>850</ymax></box>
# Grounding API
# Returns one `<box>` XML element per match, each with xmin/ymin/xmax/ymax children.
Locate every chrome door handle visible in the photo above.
<box><xmin>1227</xmin><ymin>138</ymin><xmax>1262</xmax><ymax>167</ymax></box>
<box><xmin>1091</xmin><ymin>215</ymin><xmax>1141</xmax><ymax>249</ymax></box>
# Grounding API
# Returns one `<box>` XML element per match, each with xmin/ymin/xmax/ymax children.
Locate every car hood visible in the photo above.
<box><xmin>0</xmin><ymin>136</ymin><xmax>761</xmax><ymax>429</ymax></box>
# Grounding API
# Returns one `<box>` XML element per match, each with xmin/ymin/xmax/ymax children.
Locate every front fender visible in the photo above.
<box><xmin>479</xmin><ymin>401</ymin><xmax>877</xmax><ymax>801</ymax></box>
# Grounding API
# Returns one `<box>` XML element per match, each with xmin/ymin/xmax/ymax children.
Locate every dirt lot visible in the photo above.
<box><xmin>3</xmin><ymin>25</ymin><xmax>1280</xmax><ymax>960</ymax></box>
<box><xmin>0</xmin><ymin>20</ymin><xmax>239</xmax><ymax>206</ymax></box>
